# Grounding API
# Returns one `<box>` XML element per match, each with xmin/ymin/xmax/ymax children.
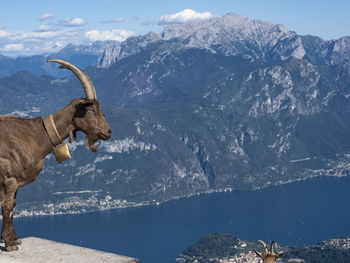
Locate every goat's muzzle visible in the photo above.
<box><xmin>99</xmin><ymin>129</ymin><xmax>112</xmax><ymax>140</ymax></box>
<box><xmin>87</xmin><ymin>128</ymin><xmax>111</xmax><ymax>152</ymax></box>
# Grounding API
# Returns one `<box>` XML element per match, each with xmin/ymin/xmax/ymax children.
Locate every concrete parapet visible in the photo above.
<box><xmin>0</xmin><ymin>237</ymin><xmax>139</xmax><ymax>263</ymax></box>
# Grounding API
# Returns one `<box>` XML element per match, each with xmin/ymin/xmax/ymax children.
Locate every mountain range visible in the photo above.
<box><xmin>1</xmin><ymin>13</ymin><xmax>350</xmax><ymax>77</ymax></box>
<box><xmin>1</xmin><ymin>13</ymin><xmax>350</xmax><ymax>213</ymax></box>
<box><xmin>97</xmin><ymin>13</ymin><xmax>350</xmax><ymax>70</ymax></box>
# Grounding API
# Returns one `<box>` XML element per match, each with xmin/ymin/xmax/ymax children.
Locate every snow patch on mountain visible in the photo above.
<box><xmin>228</xmin><ymin>137</ymin><xmax>245</xmax><ymax>156</ymax></box>
<box><xmin>100</xmin><ymin>137</ymin><xmax>157</xmax><ymax>154</ymax></box>
<box><xmin>94</xmin><ymin>155</ymin><xmax>113</xmax><ymax>163</ymax></box>
<box><xmin>10</xmin><ymin>106</ymin><xmax>40</xmax><ymax>118</ymax></box>
<box><xmin>69</xmin><ymin>140</ymin><xmax>85</xmax><ymax>151</ymax></box>
<box><xmin>75</xmin><ymin>163</ymin><xmax>96</xmax><ymax>176</ymax></box>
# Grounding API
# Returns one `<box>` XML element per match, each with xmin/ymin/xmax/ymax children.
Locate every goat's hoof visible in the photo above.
<box><xmin>5</xmin><ymin>245</ymin><xmax>18</xmax><ymax>252</ymax></box>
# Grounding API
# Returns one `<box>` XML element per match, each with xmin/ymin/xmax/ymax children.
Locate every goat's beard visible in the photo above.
<box><xmin>86</xmin><ymin>135</ymin><xmax>98</xmax><ymax>152</ymax></box>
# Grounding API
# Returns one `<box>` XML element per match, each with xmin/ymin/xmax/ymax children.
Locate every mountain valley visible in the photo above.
<box><xmin>0</xmin><ymin>13</ymin><xmax>350</xmax><ymax>215</ymax></box>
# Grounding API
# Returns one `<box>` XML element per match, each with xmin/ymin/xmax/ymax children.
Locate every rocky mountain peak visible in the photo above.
<box><xmin>97</xmin><ymin>32</ymin><xmax>162</xmax><ymax>68</ymax></box>
<box><xmin>56</xmin><ymin>40</ymin><xmax>116</xmax><ymax>56</ymax></box>
<box><xmin>161</xmin><ymin>12</ymin><xmax>294</xmax><ymax>42</ymax></box>
<box><xmin>98</xmin><ymin>13</ymin><xmax>305</xmax><ymax>68</ymax></box>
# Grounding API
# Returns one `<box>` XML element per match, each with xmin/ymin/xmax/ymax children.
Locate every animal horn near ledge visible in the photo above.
<box><xmin>47</xmin><ymin>59</ymin><xmax>97</xmax><ymax>100</ymax></box>
<box><xmin>258</xmin><ymin>240</ymin><xmax>269</xmax><ymax>254</ymax></box>
<box><xmin>270</xmin><ymin>240</ymin><xmax>275</xmax><ymax>254</ymax></box>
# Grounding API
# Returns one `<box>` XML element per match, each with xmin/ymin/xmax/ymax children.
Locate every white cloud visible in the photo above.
<box><xmin>9</xmin><ymin>30</ymin><xmax>78</xmax><ymax>41</ymax></box>
<box><xmin>0</xmin><ymin>20</ymin><xmax>133</xmax><ymax>56</ymax></box>
<box><xmin>36</xmin><ymin>25</ymin><xmax>53</xmax><ymax>32</ymax></box>
<box><xmin>0</xmin><ymin>28</ymin><xmax>82</xmax><ymax>56</ymax></box>
<box><xmin>159</xmin><ymin>9</ymin><xmax>213</xmax><ymax>25</ymax></box>
<box><xmin>101</xmin><ymin>18</ymin><xmax>124</xmax><ymax>24</ymax></box>
<box><xmin>0</xmin><ymin>30</ymin><xmax>9</xmax><ymax>38</ymax></box>
<box><xmin>38</xmin><ymin>13</ymin><xmax>53</xmax><ymax>21</ymax></box>
<box><xmin>58</xmin><ymin>18</ymin><xmax>87</xmax><ymax>27</ymax></box>
<box><xmin>1</xmin><ymin>43</ymin><xmax>26</xmax><ymax>51</ymax></box>
<box><xmin>85</xmin><ymin>29</ymin><xmax>134</xmax><ymax>42</ymax></box>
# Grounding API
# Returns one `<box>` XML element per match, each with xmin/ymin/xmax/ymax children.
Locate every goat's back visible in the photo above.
<box><xmin>0</xmin><ymin>115</ymin><xmax>21</xmax><ymax>121</ymax></box>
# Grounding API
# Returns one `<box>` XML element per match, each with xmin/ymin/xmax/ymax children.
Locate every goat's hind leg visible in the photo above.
<box><xmin>1</xmin><ymin>178</ymin><xmax>19</xmax><ymax>251</ymax></box>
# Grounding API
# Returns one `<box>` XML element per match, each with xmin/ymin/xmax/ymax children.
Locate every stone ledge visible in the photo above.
<box><xmin>0</xmin><ymin>237</ymin><xmax>139</xmax><ymax>263</ymax></box>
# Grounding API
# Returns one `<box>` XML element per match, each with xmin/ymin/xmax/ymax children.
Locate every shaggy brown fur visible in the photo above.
<box><xmin>0</xmin><ymin>98</ymin><xmax>111</xmax><ymax>251</ymax></box>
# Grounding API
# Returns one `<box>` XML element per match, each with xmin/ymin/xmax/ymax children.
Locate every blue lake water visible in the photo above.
<box><xmin>12</xmin><ymin>176</ymin><xmax>350</xmax><ymax>262</ymax></box>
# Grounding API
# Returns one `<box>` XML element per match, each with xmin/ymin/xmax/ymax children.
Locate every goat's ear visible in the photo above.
<box><xmin>79</xmin><ymin>100</ymin><xmax>94</xmax><ymax>107</ymax></box>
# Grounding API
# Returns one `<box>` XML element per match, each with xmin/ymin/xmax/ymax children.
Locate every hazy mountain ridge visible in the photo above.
<box><xmin>0</xmin><ymin>41</ymin><xmax>114</xmax><ymax>78</ymax></box>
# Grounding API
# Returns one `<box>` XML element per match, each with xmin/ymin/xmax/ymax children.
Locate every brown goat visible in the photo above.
<box><xmin>0</xmin><ymin>59</ymin><xmax>111</xmax><ymax>251</ymax></box>
<box><xmin>253</xmin><ymin>240</ymin><xmax>284</xmax><ymax>263</ymax></box>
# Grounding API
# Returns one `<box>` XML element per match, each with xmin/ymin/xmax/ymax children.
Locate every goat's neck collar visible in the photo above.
<box><xmin>42</xmin><ymin>115</ymin><xmax>63</xmax><ymax>146</ymax></box>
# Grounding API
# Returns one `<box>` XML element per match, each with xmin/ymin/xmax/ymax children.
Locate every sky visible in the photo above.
<box><xmin>0</xmin><ymin>0</ymin><xmax>349</xmax><ymax>57</ymax></box>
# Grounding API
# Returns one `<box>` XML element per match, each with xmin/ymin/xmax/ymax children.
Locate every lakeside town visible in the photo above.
<box><xmin>14</xmin><ymin>194</ymin><xmax>146</xmax><ymax>218</ymax></box>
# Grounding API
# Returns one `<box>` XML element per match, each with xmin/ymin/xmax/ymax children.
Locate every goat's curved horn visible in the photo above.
<box><xmin>270</xmin><ymin>241</ymin><xmax>275</xmax><ymax>254</ymax></box>
<box><xmin>253</xmin><ymin>250</ymin><xmax>264</xmax><ymax>259</ymax></box>
<box><xmin>258</xmin><ymin>240</ymin><xmax>269</xmax><ymax>254</ymax></box>
<box><xmin>47</xmin><ymin>59</ymin><xmax>97</xmax><ymax>100</ymax></box>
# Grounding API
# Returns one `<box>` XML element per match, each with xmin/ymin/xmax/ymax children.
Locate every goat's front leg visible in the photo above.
<box><xmin>1</xmin><ymin>178</ymin><xmax>19</xmax><ymax>251</ymax></box>
<box><xmin>9</xmin><ymin>190</ymin><xmax>21</xmax><ymax>245</ymax></box>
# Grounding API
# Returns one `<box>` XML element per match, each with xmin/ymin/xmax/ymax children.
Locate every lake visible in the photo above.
<box><xmin>12</xmin><ymin>176</ymin><xmax>350</xmax><ymax>262</ymax></box>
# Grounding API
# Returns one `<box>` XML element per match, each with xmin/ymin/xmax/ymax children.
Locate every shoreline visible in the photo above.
<box><xmin>9</xmin><ymin>173</ymin><xmax>348</xmax><ymax>220</ymax></box>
